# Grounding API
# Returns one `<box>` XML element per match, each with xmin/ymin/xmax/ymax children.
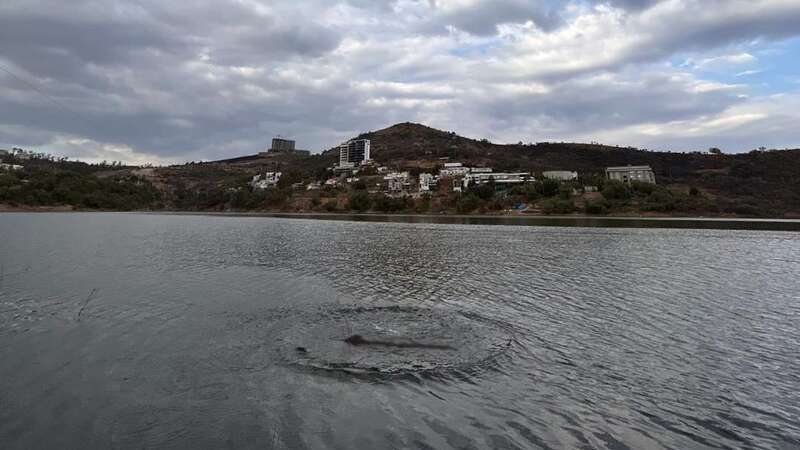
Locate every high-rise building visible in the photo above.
<box><xmin>269</xmin><ymin>138</ymin><xmax>296</xmax><ymax>153</ymax></box>
<box><xmin>338</xmin><ymin>139</ymin><xmax>370</xmax><ymax>166</ymax></box>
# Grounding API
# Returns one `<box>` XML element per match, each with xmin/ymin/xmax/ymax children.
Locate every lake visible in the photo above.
<box><xmin>1</xmin><ymin>213</ymin><xmax>799</xmax><ymax>449</ymax></box>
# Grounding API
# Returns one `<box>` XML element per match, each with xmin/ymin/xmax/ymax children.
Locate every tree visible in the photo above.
<box><xmin>708</xmin><ymin>147</ymin><xmax>723</xmax><ymax>155</ymax></box>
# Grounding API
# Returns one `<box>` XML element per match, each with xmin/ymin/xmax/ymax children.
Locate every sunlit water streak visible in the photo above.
<box><xmin>1</xmin><ymin>213</ymin><xmax>799</xmax><ymax>449</ymax></box>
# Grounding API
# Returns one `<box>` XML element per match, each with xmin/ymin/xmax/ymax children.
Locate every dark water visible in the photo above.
<box><xmin>1</xmin><ymin>213</ymin><xmax>799</xmax><ymax>449</ymax></box>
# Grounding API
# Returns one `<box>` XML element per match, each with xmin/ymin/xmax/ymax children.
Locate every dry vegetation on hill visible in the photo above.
<box><xmin>2</xmin><ymin>122</ymin><xmax>799</xmax><ymax>217</ymax></box>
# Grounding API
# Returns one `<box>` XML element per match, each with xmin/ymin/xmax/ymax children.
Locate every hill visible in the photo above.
<box><xmin>351</xmin><ymin>122</ymin><xmax>800</xmax><ymax>216</ymax></box>
<box><xmin>2</xmin><ymin>123</ymin><xmax>799</xmax><ymax>217</ymax></box>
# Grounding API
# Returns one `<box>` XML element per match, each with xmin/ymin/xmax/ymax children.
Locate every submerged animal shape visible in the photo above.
<box><xmin>343</xmin><ymin>334</ymin><xmax>454</xmax><ymax>350</ymax></box>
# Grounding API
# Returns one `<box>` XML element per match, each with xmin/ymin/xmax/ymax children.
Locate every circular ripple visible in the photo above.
<box><xmin>274</xmin><ymin>305</ymin><xmax>512</xmax><ymax>376</ymax></box>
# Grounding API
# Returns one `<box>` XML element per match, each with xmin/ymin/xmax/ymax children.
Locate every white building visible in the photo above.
<box><xmin>606</xmin><ymin>165</ymin><xmax>656</xmax><ymax>184</ymax></box>
<box><xmin>470</xmin><ymin>167</ymin><xmax>493</xmax><ymax>174</ymax></box>
<box><xmin>463</xmin><ymin>172</ymin><xmax>531</xmax><ymax>188</ymax></box>
<box><xmin>543</xmin><ymin>170</ymin><xmax>578</xmax><ymax>181</ymax></box>
<box><xmin>250</xmin><ymin>172</ymin><xmax>281</xmax><ymax>189</ymax></box>
<box><xmin>440</xmin><ymin>162</ymin><xmax>470</xmax><ymax>177</ymax></box>
<box><xmin>339</xmin><ymin>139</ymin><xmax>370</xmax><ymax>166</ymax></box>
<box><xmin>384</xmin><ymin>171</ymin><xmax>411</xmax><ymax>193</ymax></box>
<box><xmin>419</xmin><ymin>173</ymin><xmax>437</xmax><ymax>192</ymax></box>
<box><xmin>0</xmin><ymin>163</ymin><xmax>23</xmax><ymax>171</ymax></box>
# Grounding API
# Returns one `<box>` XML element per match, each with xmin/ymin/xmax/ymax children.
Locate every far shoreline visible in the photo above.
<box><xmin>3</xmin><ymin>207</ymin><xmax>800</xmax><ymax>231</ymax></box>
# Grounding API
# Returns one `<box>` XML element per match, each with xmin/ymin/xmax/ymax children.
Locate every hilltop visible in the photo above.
<box><xmin>2</xmin><ymin>123</ymin><xmax>799</xmax><ymax>217</ymax></box>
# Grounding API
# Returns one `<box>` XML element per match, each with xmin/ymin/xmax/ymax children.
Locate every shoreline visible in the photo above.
<box><xmin>3</xmin><ymin>208</ymin><xmax>800</xmax><ymax>231</ymax></box>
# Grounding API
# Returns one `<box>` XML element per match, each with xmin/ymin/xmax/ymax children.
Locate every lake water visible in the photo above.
<box><xmin>1</xmin><ymin>213</ymin><xmax>799</xmax><ymax>449</ymax></box>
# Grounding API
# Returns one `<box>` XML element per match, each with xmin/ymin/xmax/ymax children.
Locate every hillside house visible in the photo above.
<box><xmin>250</xmin><ymin>172</ymin><xmax>281</xmax><ymax>189</ymax></box>
<box><xmin>606</xmin><ymin>165</ymin><xmax>656</xmax><ymax>184</ymax></box>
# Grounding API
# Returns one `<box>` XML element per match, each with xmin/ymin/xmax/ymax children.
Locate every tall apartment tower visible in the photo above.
<box><xmin>270</xmin><ymin>138</ymin><xmax>296</xmax><ymax>152</ymax></box>
<box><xmin>338</xmin><ymin>139</ymin><xmax>371</xmax><ymax>166</ymax></box>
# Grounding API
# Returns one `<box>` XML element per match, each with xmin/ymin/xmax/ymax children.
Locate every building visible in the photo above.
<box><xmin>0</xmin><ymin>163</ymin><xmax>23</xmax><ymax>171</ymax></box>
<box><xmin>419</xmin><ymin>173</ymin><xmax>437</xmax><ymax>192</ymax></box>
<box><xmin>260</xmin><ymin>137</ymin><xmax>311</xmax><ymax>156</ymax></box>
<box><xmin>470</xmin><ymin>167</ymin><xmax>492</xmax><ymax>174</ymax></box>
<box><xmin>543</xmin><ymin>170</ymin><xmax>578</xmax><ymax>182</ymax></box>
<box><xmin>463</xmin><ymin>172</ymin><xmax>531</xmax><ymax>188</ymax></box>
<box><xmin>440</xmin><ymin>162</ymin><xmax>469</xmax><ymax>177</ymax></box>
<box><xmin>384</xmin><ymin>171</ymin><xmax>410</xmax><ymax>193</ymax></box>
<box><xmin>269</xmin><ymin>137</ymin><xmax>296</xmax><ymax>152</ymax></box>
<box><xmin>339</xmin><ymin>139</ymin><xmax>370</xmax><ymax>166</ymax></box>
<box><xmin>606</xmin><ymin>165</ymin><xmax>656</xmax><ymax>184</ymax></box>
<box><xmin>250</xmin><ymin>172</ymin><xmax>281</xmax><ymax>189</ymax></box>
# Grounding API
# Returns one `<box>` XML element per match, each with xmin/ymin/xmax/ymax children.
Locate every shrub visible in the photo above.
<box><xmin>347</xmin><ymin>192</ymin><xmax>372</xmax><ymax>212</ymax></box>
<box><xmin>541</xmin><ymin>198</ymin><xmax>574</xmax><ymax>214</ymax></box>
<box><xmin>584</xmin><ymin>200</ymin><xmax>608</xmax><ymax>215</ymax></box>
<box><xmin>456</xmin><ymin>193</ymin><xmax>482</xmax><ymax>213</ymax></box>
<box><xmin>536</xmin><ymin>179</ymin><xmax>560</xmax><ymax>197</ymax></box>
<box><xmin>602</xmin><ymin>180</ymin><xmax>631</xmax><ymax>200</ymax></box>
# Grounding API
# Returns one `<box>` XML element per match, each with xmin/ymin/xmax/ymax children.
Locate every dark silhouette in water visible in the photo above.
<box><xmin>344</xmin><ymin>334</ymin><xmax>454</xmax><ymax>350</ymax></box>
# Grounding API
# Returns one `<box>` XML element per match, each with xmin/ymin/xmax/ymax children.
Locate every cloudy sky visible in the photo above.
<box><xmin>1</xmin><ymin>0</ymin><xmax>799</xmax><ymax>164</ymax></box>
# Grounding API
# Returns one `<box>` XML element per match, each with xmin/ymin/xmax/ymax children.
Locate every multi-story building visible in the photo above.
<box><xmin>543</xmin><ymin>170</ymin><xmax>578</xmax><ymax>181</ymax></box>
<box><xmin>339</xmin><ymin>139</ymin><xmax>371</xmax><ymax>166</ymax></box>
<box><xmin>439</xmin><ymin>162</ymin><xmax>469</xmax><ymax>177</ymax></box>
<box><xmin>606</xmin><ymin>165</ymin><xmax>656</xmax><ymax>184</ymax></box>
<box><xmin>419</xmin><ymin>173</ymin><xmax>437</xmax><ymax>192</ymax></box>
<box><xmin>384</xmin><ymin>171</ymin><xmax>410</xmax><ymax>193</ymax></box>
<box><xmin>269</xmin><ymin>137</ymin><xmax>295</xmax><ymax>152</ymax></box>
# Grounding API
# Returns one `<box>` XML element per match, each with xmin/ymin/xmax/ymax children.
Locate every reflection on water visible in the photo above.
<box><xmin>1</xmin><ymin>213</ymin><xmax>799</xmax><ymax>449</ymax></box>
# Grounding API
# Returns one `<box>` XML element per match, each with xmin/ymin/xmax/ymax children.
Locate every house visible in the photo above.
<box><xmin>324</xmin><ymin>178</ymin><xmax>340</xmax><ymax>186</ymax></box>
<box><xmin>419</xmin><ymin>173</ymin><xmax>437</xmax><ymax>192</ymax></box>
<box><xmin>306</xmin><ymin>182</ymin><xmax>321</xmax><ymax>191</ymax></box>
<box><xmin>384</xmin><ymin>171</ymin><xmax>411</xmax><ymax>193</ymax></box>
<box><xmin>543</xmin><ymin>170</ymin><xmax>578</xmax><ymax>182</ymax></box>
<box><xmin>250</xmin><ymin>172</ymin><xmax>281</xmax><ymax>189</ymax></box>
<box><xmin>606</xmin><ymin>165</ymin><xmax>656</xmax><ymax>184</ymax></box>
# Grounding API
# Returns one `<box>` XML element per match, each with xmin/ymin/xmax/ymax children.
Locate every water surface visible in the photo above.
<box><xmin>1</xmin><ymin>213</ymin><xmax>799</xmax><ymax>449</ymax></box>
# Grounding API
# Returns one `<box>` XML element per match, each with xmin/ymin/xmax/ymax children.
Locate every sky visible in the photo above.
<box><xmin>1</xmin><ymin>0</ymin><xmax>799</xmax><ymax>164</ymax></box>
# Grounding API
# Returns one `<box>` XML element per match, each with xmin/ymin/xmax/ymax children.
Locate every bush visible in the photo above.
<box><xmin>323</xmin><ymin>200</ymin><xmax>339</xmax><ymax>212</ymax></box>
<box><xmin>373</xmin><ymin>194</ymin><xmax>411</xmax><ymax>212</ymax></box>
<box><xmin>584</xmin><ymin>200</ymin><xmax>608</xmax><ymax>215</ymax></box>
<box><xmin>602</xmin><ymin>180</ymin><xmax>631</xmax><ymax>200</ymax></box>
<box><xmin>347</xmin><ymin>192</ymin><xmax>372</xmax><ymax>212</ymax></box>
<box><xmin>536</xmin><ymin>179</ymin><xmax>560</xmax><ymax>197</ymax></box>
<box><xmin>630</xmin><ymin>181</ymin><xmax>656</xmax><ymax>195</ymax></box>
<box><xmin>456</xmin><ymin>193</ymin><xmax>482</xmax><ymax>213</ymax></box>
<box><xmin>541</xmin><ymin>198</ymin><xmax>574</xmax><ymax>214</ymax></box>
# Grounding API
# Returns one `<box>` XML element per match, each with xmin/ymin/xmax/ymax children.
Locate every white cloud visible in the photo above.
<box><xmin>1</xmin><ymin>0</ymin><xmax>799</xmax><ymax>161</ymax></box>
